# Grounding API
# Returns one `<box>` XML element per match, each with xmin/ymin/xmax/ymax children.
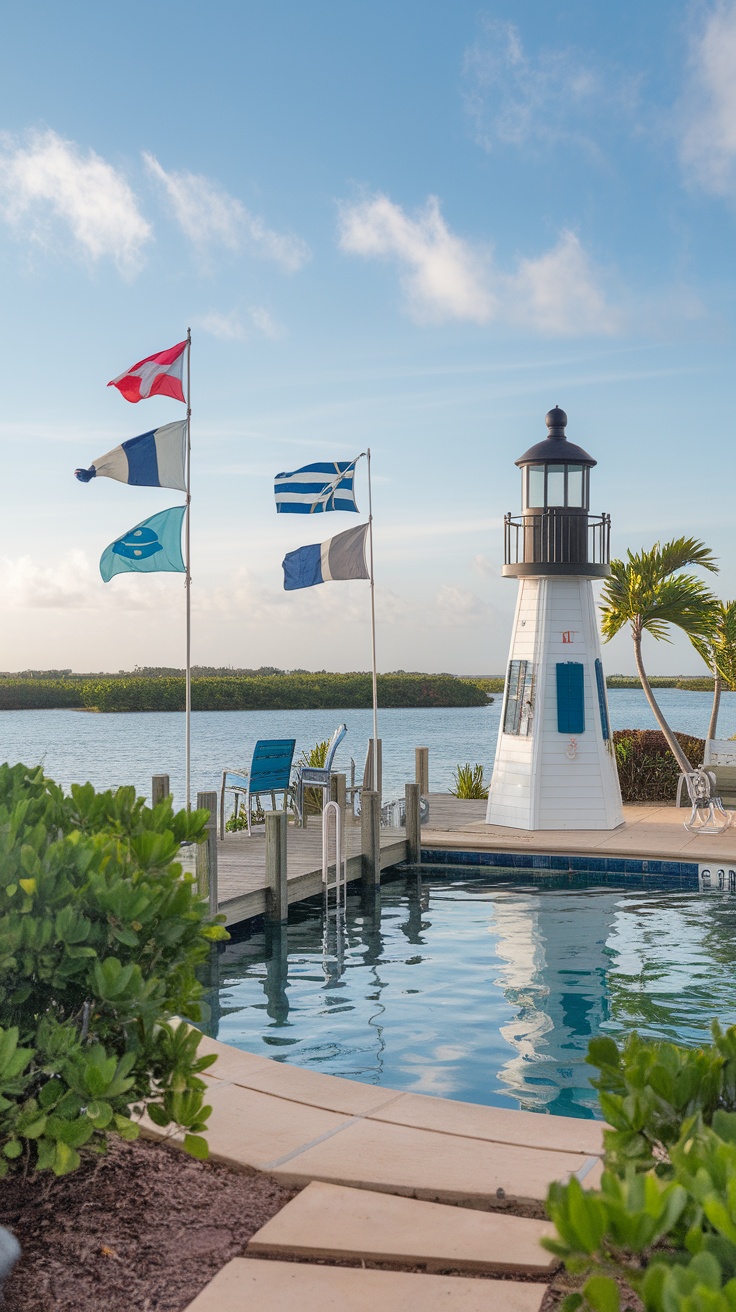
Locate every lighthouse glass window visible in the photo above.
<box><xmin>504</xmin><ymin>660</ymin><xmax>535</xmax><ymax>736</ymax></box>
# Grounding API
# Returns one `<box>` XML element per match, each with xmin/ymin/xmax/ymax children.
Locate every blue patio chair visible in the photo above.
<box><xmin>219</xmin><ymin>738</ymin><xmax>296</xmax><ymax>839</ymax></box>
<box><xmin>295</xmin><ymin>723</ymin><xmax>348</xmax><ymax>824</ymax></box>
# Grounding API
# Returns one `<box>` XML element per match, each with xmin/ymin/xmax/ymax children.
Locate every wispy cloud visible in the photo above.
<box><xmin>463</xmin><ymin>19</ymin><xmax>639</xmax><ymax>156</ymax></box>
<box><xmin>196</xmin><ymin>306</ymin><xmax>285</xmax><ymax>342</ymax></box>
<box><xmin>338</xmin><ymin>193</ymin><xmax>619</xmax><ymax>335</ymax></box>
<box><xmin>0</xmin><ymin>129</ymin><xmax>151</xmax><ymax>274</ymax></box>
<box><xmin>338</xmin><ymin>193</ymin><xmax>495</xmax><ymax>324</ymax></box>
<box><xmin>0</xmin><ymin>552</ymin><xmax>178</xmax><ymax>611</ymax></box>
<box><xmin>680</xmin><ymin>2</ymin><xmax>736</xmax><ymax>195</ymax></box>
<box><xmin>143</xmin><ymin>153</ymin><xmax>310</xmax><ymax>270</ymax></box>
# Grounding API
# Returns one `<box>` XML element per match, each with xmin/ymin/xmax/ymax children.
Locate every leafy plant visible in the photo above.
<box><xmin>450</xmin><ymin>763</ymin><xmax>489</xmax><ymax>800</ymax></box>
<box><xmin>600</xmin><ymin>538</ymin><xmax>719</xmax><ymax>774</ymax></box>
<box><xmin>544</xmin><ymin>1023</ymin><xmax>736</xmax><ymax>1310</ymax></box>
<box><xmin>0</xmin><ymin>762</ymin><xmax>228</xmax><ymax>1177</ymax></box>
<box><xmin>297</xmin><ymin>739</ymin><xmax>330</xmax><ymax>815</ymax></box>
<box><xmin>613</xmin><ymin>731</ymin><xmax>706</xmax><ymax>803</ymax></box>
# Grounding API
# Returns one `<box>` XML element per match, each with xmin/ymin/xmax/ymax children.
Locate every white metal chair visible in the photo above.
<box><xmin>295</xmin><ymin>724</ymin><xmax>347</xmax><ymax>824</ymax></box>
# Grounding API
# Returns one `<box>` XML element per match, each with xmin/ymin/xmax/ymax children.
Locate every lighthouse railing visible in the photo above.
<box><xmin>503</xmin><ymin>511</ymin><xmax>611</xmax><ymax>568</ymax></box>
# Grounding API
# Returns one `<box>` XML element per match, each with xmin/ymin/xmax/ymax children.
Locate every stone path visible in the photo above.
<box><xmin>141</xmin><ymin>1034</ymin><xmax>605</xmax><ymax>1310</ymax></box>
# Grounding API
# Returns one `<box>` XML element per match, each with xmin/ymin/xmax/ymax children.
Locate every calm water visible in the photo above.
<box><xmin>205</xmin><ymin>870</ymin><xmax>736</xmax><ymax>1119</ymax></box>
<box><xmin>0</xmin><ymin>687</ymin><xmax>732</xmax><ymax>805</ymax></box>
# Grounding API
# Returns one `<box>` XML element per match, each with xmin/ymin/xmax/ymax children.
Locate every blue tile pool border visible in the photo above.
<box><xmin>419</xmin><ymin>848</ymin><xmax>700</xmax><ymax>888</ymax></box>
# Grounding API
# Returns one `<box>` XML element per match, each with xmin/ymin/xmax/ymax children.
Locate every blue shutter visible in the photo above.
<box><xmin>556</xmin><ymin>662</ymin><xmax>585</xmax><ymax>734</ymax></box>
<box><xmin>594</xmin><ymin>658</ymin><xmax>610</xmax><ymax>741</ymax></box>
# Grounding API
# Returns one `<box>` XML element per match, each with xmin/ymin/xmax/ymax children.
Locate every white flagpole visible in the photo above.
<box><xmin>185</xmin><ymin>327</ymin><xmax>192</xmax><ymax>810</ymax></box>
<box><xmin>366</xmin><ymin>448</ymin><xmax>379</xmax><ymax>794</ymax></box>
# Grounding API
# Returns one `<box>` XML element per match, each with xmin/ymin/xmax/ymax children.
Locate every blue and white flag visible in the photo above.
<box><xmin>76</xmin><ymin>421</ymin><xmax>187</xmax><ymax>491</ymax></box>
<box><xmin>274</xmin><ymin>459</ymin><xmax>359</xmax><ymax>514</ymax></box>
<box><xmin>283</xmin><ymin>523</ymin><xmax>369</xmax><ymax>591</ymax></box>
<box><xmin>100</xmin><ymin>506</ymin><xmax>186</xmax><ymax>582</ymax></box>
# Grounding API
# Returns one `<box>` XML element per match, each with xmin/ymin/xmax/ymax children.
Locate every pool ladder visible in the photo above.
<box><xmin>321</xmin><ymin>801</ymin><xmax>347</xmax><ymax>980</ymax></box>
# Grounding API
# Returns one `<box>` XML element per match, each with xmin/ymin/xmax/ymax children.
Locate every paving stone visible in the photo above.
<box><xmin>183</xmin><ymin>1257</ymin><xmax>548</xmax><ymax>1311</ymax></box>
<box><xmin>372</xmin><ymin>1092</ymin><xmax>604</xmax><ymax>1157</ymax></box>
<box><xmin>269</xmin><ymin>1114</ymin><xmax>593</xmax><ymax>1204</ymax></box>
<box><xmin>207</xmin><ymin>1048</ymin><xmax>404</xmax><ymax>1116</ymax></box>
<box><xmin>247</xmin><ymin>1180</ymin><xmax>557</xmax><ymax>1275</ymax></box>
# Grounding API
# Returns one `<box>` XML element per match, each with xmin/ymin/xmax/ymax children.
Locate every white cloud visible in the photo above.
<box><xmin>506</xmin><ymin>230</ymin><xmax>621</xmax><ymax>336</ymax></box>
<box><xmin>338</xmin><ymin>193</ymin><xmax>618</xmax><ymax>335</ymax></box>
<box><xmin>0</xmin><ymin>129</ymin><xmax>151</xmax><ymax>274</ymax></box>
<box><xmin>434</xmin><ymin>584</ymin><xmax>493</xmax><ymax>626</ymax></box>
<box><xmin>143</xmin><ymin>153</ymin><xmax>310</xmax><ymax>270</ymax></box>
<box><xmin>473</xmin><ymin>554</ymin><xmax>495</xmax><ymax>578</ymax></box>
<box><xmin>0</xmin><ymin>552</ymin><xmax>179</xmax><ymax>611</ymax></box>
<box><xmin>338</xmin><ymin>193</ymin><xmax>496</xmax><ymax>324</ymax></box>
<box><xmin>197</xmin><ymin>306</ymin><xmax>285</xmax><ymax>342</ymax></box>
<box><xmin>463</xmin><ymin>20</ymin><xmax>638</xmax><ymax>155</ymax></box>
<box><xmin>680</xmin><ymin>2</ymin><xmax>736</xmax><ymax>194</ymax></box>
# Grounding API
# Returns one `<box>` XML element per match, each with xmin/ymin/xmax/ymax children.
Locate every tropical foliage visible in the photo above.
<box><xmin>0</xmin><ymin>762</ymin><xmax>227</xmax><ymax>1177</ymax></box>
<box><xmin>690</xmin><ymin>600</ymin><xmax>736</xmax><ymax>741</ymax></box>
<box><xmin>450</xmin><ymin>763</ymin><xmax>489</xmax><ymax>799</ymax></box>
<box><xmin>600</xmin><ymin>538</ymin><xmax>719</xmax><ymax>773</ymax></box>
<box><xmin>0</xmin><ymin>673</ymin><xmax>488</xmax><ymax>712</ymax></box>
<box><xmin>297</xmin><ymin>738</ymin><xmax>331</xmax><ymax>815</ymax></box>
<box><xmin>613</xmin><ymin>731</ymin><xmax>706</xmax><ymax>803</ymax></box>
<box><xmin>545</xmin><ymin>1023</ymin><xmax>736</xmax><ymax>1311</ymax></box>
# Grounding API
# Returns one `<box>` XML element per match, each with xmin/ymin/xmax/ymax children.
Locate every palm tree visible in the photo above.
<box><xmin>690</xmin><ymin>600</ymin><xmax>736</xmax><ymax>741</ymax></box>
<box><xmin>600</xmin><ymin>537</ymin><xmax>719</xmax><ymax>774</ymax></box>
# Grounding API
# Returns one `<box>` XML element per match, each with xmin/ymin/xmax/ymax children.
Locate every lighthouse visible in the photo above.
<box><xmin>487</xmin><ymin>408</ymin><xmax>623</xmax><ymax>831</ymax></box>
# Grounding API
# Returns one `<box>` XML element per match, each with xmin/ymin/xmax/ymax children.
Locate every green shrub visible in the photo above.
<box><xmin>450</xmin><ymin>763</ymin><xmax>489</xmax><ymax>800</ymax></box>
<box><xmin>545</xmin><ymin>1023</ymin><xmax>736</xmax><ymax>1310</ymax></box>
<box><xmin>613</xmin><ymin>730</ymin><xmax>706</xmax><ymax>802</ymax></box>
<box><xmin>0</xmin><ymin>762</ymin><xmax>228</xmax><ymax>1177</ymax></box>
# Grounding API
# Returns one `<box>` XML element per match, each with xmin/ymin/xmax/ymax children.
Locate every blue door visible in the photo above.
<box><xmin>556</xmin><ymin>662</ymin><xmax>585</xmax><ymax>734</ymax></box>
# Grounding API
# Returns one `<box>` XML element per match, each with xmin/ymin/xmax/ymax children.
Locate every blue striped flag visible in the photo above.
<box><xmin>75</xmin><ymin>421</ymin><xmax>187</xmax><ymax>491</ymax></box>
<box><xmin>274</xmin><ymin>458</ymin><xmax>359</xmax><ymax>514</ymax></box>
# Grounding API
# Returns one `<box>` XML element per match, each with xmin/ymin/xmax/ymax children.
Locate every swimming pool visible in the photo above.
<box><xmin>201</xmin><ymin>868</ymin><xmax>736</xmax><ymax>1120</ymax></box>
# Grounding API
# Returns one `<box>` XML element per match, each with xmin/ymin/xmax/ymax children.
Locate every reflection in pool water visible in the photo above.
<box><xmin>200</xmin><ymin>870</ymin><xmax>736</xmax><ymax>1119</ymax></box>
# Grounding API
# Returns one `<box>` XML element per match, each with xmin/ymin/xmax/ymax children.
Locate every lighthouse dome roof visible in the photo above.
<box><xmin>515</xmin><ymin>407</ymin><xmax>596</xmax><ymax>467</ymax></box>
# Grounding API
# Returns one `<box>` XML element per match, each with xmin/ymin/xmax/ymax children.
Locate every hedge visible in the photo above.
<box><xmin>613</xmin><ymin>729</ymin><xmax>706</xmax><ymax>803</ymax></box>
<box><xmin>0</xmin><ymin>673</ymin><xmax>489</xmax><ymax>713</ymax></box>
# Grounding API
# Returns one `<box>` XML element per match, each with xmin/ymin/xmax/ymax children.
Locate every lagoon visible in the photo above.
<box><xmin>0</xmin><ymin>687</ymin><xmax>732</xmax><ymax>806</ymax></box>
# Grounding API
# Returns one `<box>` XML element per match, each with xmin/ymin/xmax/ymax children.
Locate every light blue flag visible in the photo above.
<box><xmin>100</xmin><ymin>506</ymin><xmax>186</xmax><ymax>582</ymax></box>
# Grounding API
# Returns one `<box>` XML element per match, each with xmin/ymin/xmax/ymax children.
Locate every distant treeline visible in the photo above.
<box><xmin>0</xmin><ymin>673</ymin><xmax>490</xmax><ymax>712</ymax></box>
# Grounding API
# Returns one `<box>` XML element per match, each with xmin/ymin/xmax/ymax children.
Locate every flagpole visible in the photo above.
<box><xmin>366</xmin><ymin>448</ymin><xmax>379</xmax><ymax>795</ymax></box>
<box><xmin>185</xmin><ymin>327</ymin><xmax>192</xmax><ymax>811</ymax></box>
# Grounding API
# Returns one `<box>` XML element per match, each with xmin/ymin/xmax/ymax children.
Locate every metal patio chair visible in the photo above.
<box><xmin>219</xmin><ymin>738</ymin><xmax>296</xmax><ymax>839</ymax></box>
<box><xmin>295</xmin><ymin>723</ymin><xmax>347</xmax><ymax>824</ymax></box>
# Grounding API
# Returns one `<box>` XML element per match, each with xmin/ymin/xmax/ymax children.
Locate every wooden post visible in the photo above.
<box><xmin>265</xmin><ymin>810</ymin><xmax>288</xmax><ymax>923</ymax></box>
<box><xmin>195</xmin><ymin>791</ymin><xmax>218</xmax><ymax>918</ymax></box>
<box><xmin>405</xmin><ymin>782</ymin><xmax>420</xmax><ymax>863</ymax></box>
<box><xmin>361</xmin><ymin>789</ymin><xmax>380</xmax><ymax>887</ymax></box>
<box><xmin>415</xmin><ymin>747</ymin><xmax>429</xmax><ymax>797</ymax></box>
<box><xmin>368</xmin><ymin>738</ymin><xmax>383</xmax><ymax>799</ymax></box>
<box><xmin>152</xmin><ymin>774</ymin><xmax>170</xmax><ymax>807</ymax></box>
<box><xmin>330</xmin><ymin>772</ymin><xmax>346</xmax><ymax>814</ymax></box>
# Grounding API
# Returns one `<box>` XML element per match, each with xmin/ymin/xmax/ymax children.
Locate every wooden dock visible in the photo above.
<box><xmin>181</xmin><ymin>815</ymin><xmax>407</xmax><ymax>927</ymax></box>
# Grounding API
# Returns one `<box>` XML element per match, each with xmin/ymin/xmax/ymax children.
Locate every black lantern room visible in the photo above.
<box><xmin>502</xmin><ymin>407</ymin><xmax>610</xmax><ymax>578</ymax></box>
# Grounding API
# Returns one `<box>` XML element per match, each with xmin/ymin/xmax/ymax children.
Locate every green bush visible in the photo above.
<box><xmin>0</xmin><ymin>762</ymin><xmax>228</xmax><ymax>1177</ymax></box>
<box><xmin>0</xmin><ymin>673</ymin><xmax>489</xmax><ymax>712</ymax></box>
<box><xmin>613</xmin><ymin>730</ymin><xmax>706</xmax><ymax>802</ymax></box>
<box><xmin>450</xmin><ymin>763</ymin><xmax>489</xmax><ymax>800</ymax></box>
<box><xmin>545</xmin><ymin>1023</ymin><xmax>736</xmax><ymax>1310</ymax></box>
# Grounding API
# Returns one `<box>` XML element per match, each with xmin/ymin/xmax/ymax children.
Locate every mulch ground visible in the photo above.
<box><xmin>0</xmin><ymin>1136</ymin><xmax>297</xmax><ymax>1312</ymax></box>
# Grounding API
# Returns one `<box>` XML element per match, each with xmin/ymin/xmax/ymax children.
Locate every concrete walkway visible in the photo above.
<box><xmin>141</xmin><ymin>1034</ymin><xmax>604</xmax><ymax>1310</ymax></box>
<box><xmin>423</xmin><ymin>794</ymin><xmax>736</xmax><ymax>865</ymax></box>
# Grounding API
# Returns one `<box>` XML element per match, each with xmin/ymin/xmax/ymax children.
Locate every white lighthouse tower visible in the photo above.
<box><xmin>486</xmin><ymin>407</ymin><xmax>623</xmax><ymax>831</ymax></box>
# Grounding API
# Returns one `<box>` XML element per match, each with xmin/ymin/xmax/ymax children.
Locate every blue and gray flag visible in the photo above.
<box><xmin>274</xmin><ymin>459</ymin><xmax>359</xmax><ymax>513</ymax></box>
<box><xmin>283</xmin><ymin>523</ymin><xmax>369</xmax><ymax>590</ymax></box>
<box><xmin>76</xmin><ymin>421</ymin><xmax>187</xmax><ymax>491</ymax></box>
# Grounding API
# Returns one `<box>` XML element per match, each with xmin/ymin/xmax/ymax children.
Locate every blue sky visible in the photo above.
<box><xmin>1</xmin><ymin>0</ymin><xmax>735</xmax><ymax>675</ymax></box>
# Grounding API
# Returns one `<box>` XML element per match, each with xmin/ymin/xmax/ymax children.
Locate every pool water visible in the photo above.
<box><xmin>201</xmin><ymin>869</ymin><xmax>736</xmax><ymax>1120</ymax></box>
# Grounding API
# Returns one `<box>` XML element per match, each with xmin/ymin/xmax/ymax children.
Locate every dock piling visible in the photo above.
<box><xmin>265</xmin><ymin>810</ymin><xmax>288</xmax><ymax>922</ymax></box>
<box><xmin>195</xmin><ymin>791</ymin><xmax>219</xmax><ymax>918</ymax></box>
<box><xmin>360</xmin><ymin>789</ymin><xmax>381</xmax><ymax>887</ymax></box>
<box><xmin>330</xmin><ymin>771</ymin><xmax>347</xmax><ymax>816</ymax></box>
<box><xmin>415</xmin><ymin>747</ymin><xmax>429</xmax><ymax>797</ymax></box>
<box><xmin>405</xmin><ymin>782</ymin><xmax>420</xmax><ymax>863</ymax></box>
<box><xmin>152</xmin><ymin>774</ymin><xmax>170</xmax><ymax>807</ymax></box>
